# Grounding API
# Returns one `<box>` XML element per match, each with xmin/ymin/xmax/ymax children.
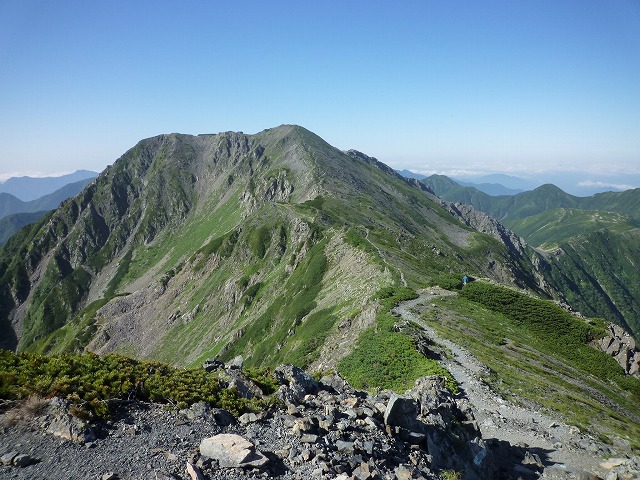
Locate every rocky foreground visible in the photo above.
<box><xmin>1</xmin><ymin>361</ymin><xmax>640</xmax><ymax>480</ymax></box>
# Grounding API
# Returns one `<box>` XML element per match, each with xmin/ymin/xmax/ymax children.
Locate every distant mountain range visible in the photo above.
<box><xmin>420</xmin><ymin>173</ymin><xmax>640</xmax><ymax>337</ymax></box>
<box><xmin>397</xmin><ymin>170</ymin><xmax>528</xmax><ymax>196</ymax></box>
<box><xmin>0</xmin><ymin>170</ymin><xmax>97</xmax><ymax>201</ymax></box>
<box><xmin>396</xmin><ymin>169</ymin><xmax>639</xmax><ymax>197</ymax></box>
<box><xmin>0</xmin><ymin>172</ymin><xmax>97</xmax><ymax>245</ymax></box>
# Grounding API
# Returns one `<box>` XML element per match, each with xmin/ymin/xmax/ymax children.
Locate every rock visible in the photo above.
<box><xmin>226</xmin><ymin>355</ymin><xmax>244</xmax><ymax>369</ymax></box>
<box><xmin>320</xmin><ymin>373</ymin><xmax>349</xmax><ymax>393</ymax></box>
<box><xmin>1</xmin><ymin>451</ymin><xmax>18</xmax><ymax>466</ymax></box>
<box><xmin>408</xmin><ymin>376</ymin><xmax>451</xmax><ymax>415</ymax></box>
<box><xmin>219</xmin><ymin>369</ymin><xmax>264</xmax><ymax>399</ymax></box>
<box><xmin>273</xmin><ymin>364</ymin><xmax>319</xmax><ymax>398</ymax></box>
<box><xmin>335</xmin><ymin>440</ymin><xmax>355</xmax><ymax>453</ymax></box>
<box><xmin>185</xmin><ymin>461</ymin><xmax>205</xmax><ymax>480</ymax></box>
<box><xmin>394</xmin><ymin>464</ymin><xmax>415</xmax><ymax>480</ymax></box>
<box><xmin>211</xmin><ymin>408</ymin><xmax>236</xmax><ymax>426</ymax></box>
<box><xmin>181</xmin><ymin>401</ymin><xmax>211</xmax><ymax>421</ymax></box>
<box><xmin>101</xmin><ymin>473</ymin><xmax>119</xmax><ymax>480</ymax></box>
<box><xmin>45</xmin><ymin>397</ymin><xmax>97</xmax><ymax>443</ymax></box>
<box><xmin>598</xmin><ymin>323</ymin><xmax>640</xmax><ymax>377</ymax></box>
<box><xmin>615</xmin><ymin>348</ymin><xmax>631</xmax><ymax>371</ymax></box>
<box><xmin>238</xmin><ymin>412</ymin><xmax>259</xmax><ymax>424</ymax></box>
<box><xmin>202</xmin><ymin>357</ymin><xmax>224</xmax><ymax>372</ymax></box>
<box><xmin>384</xmin><ymin>394</ymin><xmax>424</xmax><ymax>434</ymax></box>
<box><xmin>199</xmin><ymin>433</ymin><xmax>269</xmax><ymax>468</ymax></box>
<box><xmin>292</xmin><ymin>417</ymin><xmax>316</xmax><ymax>435</ymax></box>
<box><xmin>523</xmin><ymin>450</ymin><xmax>543</xmax><ymax>468</ymax></box>
<box><xmin>300</xmin><ymin>434</ymin><xmax>320</xmax><ymax>444</ymax></box>
<box><xmin>600</xmin><ymin>458</ymin><xmax>627</xmax><ymax>469</ymax></box>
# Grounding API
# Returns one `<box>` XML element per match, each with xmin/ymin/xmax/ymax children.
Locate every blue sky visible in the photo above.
<box><xmin>1</xmin><ymin>1</ymin><xmax>639</xmax><ymax>192</ymax></box>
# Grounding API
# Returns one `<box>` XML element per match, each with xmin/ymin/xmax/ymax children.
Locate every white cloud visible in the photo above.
<box><xmin>577</xmin><ymin>180</ymin><xmax>636</xmax><ymax>191</ymax></box>
<box><xmin>0</xmin><ymin>170</ymin><xmax>76</xmax><ymax>183</ymax></box>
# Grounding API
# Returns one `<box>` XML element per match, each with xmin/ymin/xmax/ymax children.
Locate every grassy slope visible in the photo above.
<box><xmin>505</xmin><ymin>208</ymin><xmax>635</xmax><ymax>249</ymax></box>
<box><xmin>423</xmin><ymin>176</ymin><xmax>640</xmax><ymax>340</ymax></box>
<box><xmin>419</xmin><ymin>281</ymin><xmax>640</xmax><ymax>446</ymax></box>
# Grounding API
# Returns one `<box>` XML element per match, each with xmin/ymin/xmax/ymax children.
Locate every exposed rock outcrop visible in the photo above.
<box><xmin>596</xmin><ymin>323</ymin><xmax>640</xmax><ymax>377</ymax></box>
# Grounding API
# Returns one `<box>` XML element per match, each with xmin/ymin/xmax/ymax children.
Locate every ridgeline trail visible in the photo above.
<box><xmin>393</xmin><ymin>288</ymin><xmax>611</xmax><ymax>479</ymax></box>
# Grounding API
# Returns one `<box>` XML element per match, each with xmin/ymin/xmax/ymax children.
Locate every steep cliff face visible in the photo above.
<box><xmin>0</xmin><ymin>125</ymin><xmax>552</xmax><ymax>367</ymax></box>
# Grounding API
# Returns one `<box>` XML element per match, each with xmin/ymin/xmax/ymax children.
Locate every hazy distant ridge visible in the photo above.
<box><xmin>0</xmin><ymin>170</ymin><xmax>97</xmax><ymax>201</ymax></box>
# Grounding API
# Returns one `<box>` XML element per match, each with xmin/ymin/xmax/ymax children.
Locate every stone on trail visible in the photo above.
<box><xmin>0</xmin><ymin>451</ymin><xmax>18</xmax><ymax>466</ymax></box>
<box><xmin>199</xmin><ymin>433</ymin><xmax>269</xmax><ymax>468</ymax></box>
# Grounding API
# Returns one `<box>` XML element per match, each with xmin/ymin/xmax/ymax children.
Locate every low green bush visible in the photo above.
<box><xmin>0</xmin><ymin>350</ymin><xmax>272</xmax><ymax>419</ymax></box>
<box><xmin>338</xmin><ymin>307</ymin><xmax>457</xmax><ymax>393</ymax></box>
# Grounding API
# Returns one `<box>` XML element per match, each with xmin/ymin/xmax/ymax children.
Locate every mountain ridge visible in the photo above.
<box><xmin>0</xmin><ymin>125</ymin><xmax>552</xmax><ymax>361</ymax></box>
<box><xmin>421</xmin><ymin>174</ymin><xmax>640</xmax><ymax>338</ymax></box>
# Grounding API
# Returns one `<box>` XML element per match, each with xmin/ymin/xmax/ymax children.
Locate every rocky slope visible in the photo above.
<box><xmin>3</xmin><ymin>358</ymin><xmax>639</xmax><ymax>480</ymax></box>
<box><xmin>0</xmin><ymin>125</ymin><xmax>553</xmax><ymax>370</ymax></box>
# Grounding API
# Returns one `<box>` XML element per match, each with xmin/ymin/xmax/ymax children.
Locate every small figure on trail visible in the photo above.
<box><xmin>462</xmin><ymin>275</ymin><xmax>468</xmax><ymax>286</ymax></box>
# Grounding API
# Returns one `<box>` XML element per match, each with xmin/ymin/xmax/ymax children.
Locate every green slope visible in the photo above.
<box><xmin>507</xmin><ymin>208</ymin><xmax>636</xmax><ymax>249</ymax></box>
<box><xmin>0</xmin><ymin>125</ymin><xmax>548</xmax><ymax>370</ymax></box>
<box><xmin>423</xmin><ymin>175</ymin><xmax>640</xmax><ymax>340</ymax></box>
<box><xmin>419</xmin><ymin>281</ymin><xmax>640</xmax><ymax>446</ymax></box>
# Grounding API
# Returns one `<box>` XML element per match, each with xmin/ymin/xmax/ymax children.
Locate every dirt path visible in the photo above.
<box><xmin>394</xmin><ymin>288</ymin><xmax>612</xmax><ymax>479</ymax></box>
<box><xmin>364</xmin><ymin>229</ymin><xmax>407</xmax><ymax>287</ymax></box>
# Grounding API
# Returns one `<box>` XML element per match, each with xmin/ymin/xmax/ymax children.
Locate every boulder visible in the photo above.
<box><xmin>274</xmin><ymin>364</ymin><xmax>319</xmax><ymax>395</ymax></box>
<box><xmin>226</xmin><ymin>355</ymin><xmax>244</xmax><ymax>370</ymax></box>
<box><xmin>1</xmin><ymin>451</ymin><xmax>18</xmax><ymax>466</ymax></box>
<box><xmin>185</xmin><ymin>461</ymin><xmax>205</xmax><ymax>480</ymax></box>
<box><xmin>199</xmin><ymin>433</ymin><xmax>268</xmax><ymax>468</ymax></box>
<box><xmin>202</xmin><ymin>358</ymin><xmax>224</xmax><ymax>372</ymax></box>
<box><xmin>12</xmin><ymin>453</ymin><xmax>37</xmax><ymax>467</ymax></box>
<box><xmin>384</xmin><ymin>393</ymin><xmax>423</xmax><ymax>433</ymax></box>
<box><xmin>45</xmin><ymin>397</ymin><xmax>96</xmax><ymax>443</ymax></box>
<box><xmin>218</xmin><ymin>369</ymin><xmax>264</xmax><ymax>399</ymax></box>
<box><xmin>408</xmin><ymin>376</ymin><xmax>452</xmax><ymax>415</ymax></box>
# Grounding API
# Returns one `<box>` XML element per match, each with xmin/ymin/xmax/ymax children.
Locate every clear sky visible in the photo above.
<box><xmin>1</xmin><ymin>1</ymin><xmax>639</xmax><ymax>190</ymax></box>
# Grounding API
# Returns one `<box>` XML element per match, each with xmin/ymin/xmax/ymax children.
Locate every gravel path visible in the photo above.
<box><xmin>394</xmin><ymin>288</ymin><xmax>613</xmax><ymax>479</ymax></box>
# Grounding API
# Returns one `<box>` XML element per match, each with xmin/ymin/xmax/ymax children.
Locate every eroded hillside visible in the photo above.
<box><xmin>0</xmin><ymin>125</ymin><xmax>551</xmax><ymax>368</ymax></box>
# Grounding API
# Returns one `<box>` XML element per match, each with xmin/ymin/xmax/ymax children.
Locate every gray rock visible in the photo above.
<box><xmin>202</xmin><ymin>358</ymin><xmax>224</xmax><ymax>372</ymax></box>
<box><xmin>300</xmin><ymin>434</ymin><xmax>320</xmax><ymax>444</ymax></box>
<box><xmin>335</xmin><ymin>440</ymin><xmax>355</xmax><ymax>453</ymax></box>
<box><xmin>219</xmin><ymin>369</ymin><xmax>264</xmax><ymax>399</ymax></box>
<box><xmin>384</xmin><ymin>393</ymin><xmax>424</xmax><ymax>433</ymax></box>
<box><xmin>180</xmin><ymin>401</ymin><xmax>210</xmax><ymax>421</ymax></box>
<box><xmin>408</xmin><ymin>375</ymin><xmax>451</xmax><ymax>415</ymax></box>
<box><xmin>226</xmin><ymin>355</ymin><xmax>244</xmax><ymax>369</ymax></box>
<box><xmin>199</xmin><ymin>433</ymin><xmax>268</xmax><ymax>468</ymax></box>
<box><xmin>185</xmin><ymin>461</ymin><xmax>205</xmax><ymax>480</ymax></box>
<box><xmin>45</xmin><ymin>397</ymin><xmax>97</xmax><ymax>443</ymax></box>
<box><xmin>237</xmin><ymin>412</ymin><xmax>259</xmax><ymax>424</ymax></box>
<box><xmin>211</xmin><ymin>408</ymin><xmax>236</xmax><ymax>426</ymax></box>
<box><xmin>273</xmin><ymin>364</ymin><xmax>319</xmax><ymax>397</ymax></box>
<box><xmin>1</xmin><ymin>451</ymin><xmax>18</xmax><ymax>466</ymax></box>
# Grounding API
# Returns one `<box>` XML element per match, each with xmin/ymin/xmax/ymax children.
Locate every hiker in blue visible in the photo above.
<box><xmin>462</xmin><ymin>275</ymin><xmax>468</xmax><ymax>286</ymax></box>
